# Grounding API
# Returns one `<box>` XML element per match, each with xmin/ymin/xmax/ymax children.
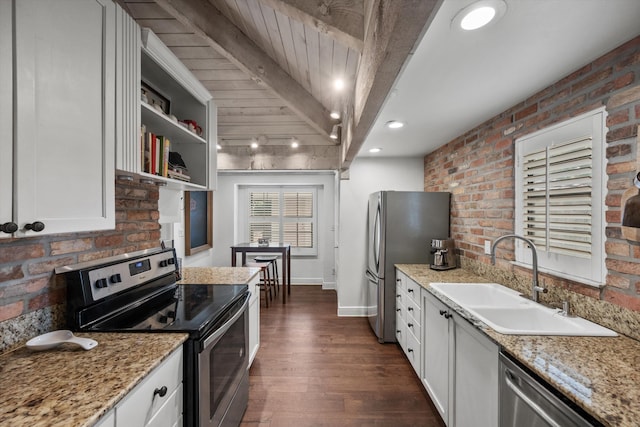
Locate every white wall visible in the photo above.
<box><xmin>204</xmin><ymin>171</ymin><xmax>338</xmax><ymax>287</ymax></box>
<box><xmin>337</xmin><ymin>157</ymin><xmax>425</xmax><ymax>316</ymax></box>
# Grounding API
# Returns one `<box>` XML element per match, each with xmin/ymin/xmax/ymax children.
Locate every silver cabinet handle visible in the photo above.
<box><xmin>504</xmin><ymin>369</ymin><xmax>562</xmax><ymax>427</ymax></box>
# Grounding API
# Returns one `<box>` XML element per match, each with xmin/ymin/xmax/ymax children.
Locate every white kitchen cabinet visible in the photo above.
<box><xmin>0</xmin><ymin>0</ymin><xmax>115</xmax><ymax>238</ymax></box>
<box><xmin>395</xmin><ymin>270</ymin><xmax>421</xmax><ymax>375</ymax></box>
<box><xmin>115</xmin><ymin>346</ymin><xmax>183</xmax><ymax>427</ymax></box>
<box><xmin>422</xmin><ymin>289</ymin><xmax>498</xmax><ymax>427</ymax></box>
<box><xmin>92</xmin><ymin>346</ymin><xmax>183</xmax><ymax>427</ymax></box>
<box><xmin>452</xmin><ymin>312</ymin><xmax>498</xmax><ymax>427</ymax></box>
<box><xmin>248</xmin><ymin>273</ymin><xmax>261</xmax><ymax>367</ymax></box>
<box><xmin>422</xmin><ymin>289</ymin><xmax>451</xmax><ymax>423</ymax></box>
<box><xmin>117</xmin><ymin>28</ymin><xmax>217</xmax><ymax>191</ymax></box>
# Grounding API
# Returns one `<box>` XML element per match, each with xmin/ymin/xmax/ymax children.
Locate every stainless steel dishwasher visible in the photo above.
<box><xmin>499</xmin><ymin>352</ymin><xmax>602</xmax><ymax>427</ymax></box>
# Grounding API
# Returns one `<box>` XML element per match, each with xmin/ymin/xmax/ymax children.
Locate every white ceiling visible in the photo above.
<box><xmin>360</xmin><ymin>0</ymin><xmax>640</xmax><ymax>158</ymax></box>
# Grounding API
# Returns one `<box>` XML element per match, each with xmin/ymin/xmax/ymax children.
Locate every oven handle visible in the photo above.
<box><xmin>202</xmin><ymin>293</ymin><xmax>250</xmax><ymax>350</ymax></box>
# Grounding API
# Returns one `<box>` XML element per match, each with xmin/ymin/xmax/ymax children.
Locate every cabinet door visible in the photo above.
<box><xmin>422</xmin><ymin>290</ymin><xmax>450</xmax><ymax>424</ymax></box>
<box><xmin>0</xmin><ymin>0</ymin><xmax>12</xmax><ymax>238</ymax></box>
<box><xmin>13</xmin><ymin>0</ymin><xmax>115</xmax><ymax>236</ymax></box>
<box><xmin>248</xmin><ymin>275</ymin><xmax>260</xmax><ymax>367</ymax></box>
<box><xmin>452</xmin><ymin>314</ymin><xmax>498</xmax><ymax>427</ymax></box>
<box><xmin>117</xmin><ymin>347</ymin><xmax>183</xmax><ymax>426</ymax></box>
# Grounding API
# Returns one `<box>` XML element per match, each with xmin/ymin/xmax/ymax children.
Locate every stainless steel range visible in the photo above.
<box><xmin>58</xmin><ymin>248</ymin><xmax>250</xmax><ymax>427</ymax></box>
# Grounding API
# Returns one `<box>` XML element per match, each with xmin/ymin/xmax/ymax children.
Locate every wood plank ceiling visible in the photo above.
<box><xmin>120</xmin><ymin>0</ymin><xmax>440</xmax><ymax>171</ymax></box>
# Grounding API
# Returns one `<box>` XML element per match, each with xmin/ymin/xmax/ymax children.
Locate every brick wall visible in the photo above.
<box><xmin>424</xmin><ymin>36</ymin><xmax>640</xmax><ymax>312</ymax></box>
<box><xmin>0</xmin><ymin>180</ymin><xmax>161</xmax><ymax>323</ymax></box>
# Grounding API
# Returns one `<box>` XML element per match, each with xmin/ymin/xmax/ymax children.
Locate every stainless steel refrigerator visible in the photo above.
<box><xmin>365</xmin><ymin>191</ymin><xmax>450</xmax><ymax>343</ymax></box>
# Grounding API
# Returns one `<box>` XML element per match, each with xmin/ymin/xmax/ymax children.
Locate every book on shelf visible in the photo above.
<box><xmin>141</xmin><ymin>127</ymin><xmax>181</xmax><ymax>179</ymax></box>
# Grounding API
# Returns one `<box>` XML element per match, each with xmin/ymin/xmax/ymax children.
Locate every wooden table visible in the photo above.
<box><xmin>231</xmin><ymin>242</ymin><xmax>291</xmax><ymax>303</ymax></box>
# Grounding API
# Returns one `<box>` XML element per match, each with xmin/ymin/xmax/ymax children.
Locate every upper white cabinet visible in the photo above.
<box><xmin>116</xmin><ymin>27</ymin><xmax>217</xmax><ymax>191</ymax></box>
<box><xmin>0</xmin><ymin>0</ymin><xmax>116</xmax><ymax>238</ymax></box>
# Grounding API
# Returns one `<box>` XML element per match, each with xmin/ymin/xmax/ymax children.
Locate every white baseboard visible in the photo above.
<box><xmin>322</xmin><ymin>281</ymin><xmax>336</xmax><ymax>290</ymax></box>
<box><xmin>337</xmin><ymin>306</ymin><xmax>367</xmax><ymax>317</ymax></box>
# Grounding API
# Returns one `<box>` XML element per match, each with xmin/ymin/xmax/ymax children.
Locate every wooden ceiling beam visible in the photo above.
<box><xmin>257</xmin><ymin>0</ymin><xmax>364</xmax><ymax>52</ymax></box>
<box><xmin>341</xmin><ymin>0</ymin><xmax>441</xmax><ymax>170</ymax></box>
<box><xmin>154</xmin><ymin>0</ymin><xmax>335</xmax><ymax>139</ymax></box>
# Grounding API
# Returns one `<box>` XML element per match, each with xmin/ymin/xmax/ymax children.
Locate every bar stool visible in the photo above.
<box><xmin>245</xmin><ymin>261</ymin><xmax>273</xmax><ymax>307</ymax></box>
<box><xmin>254</xmin><ymin>255</ymin><xmax>279</xmax><ymax>297</ymax></box>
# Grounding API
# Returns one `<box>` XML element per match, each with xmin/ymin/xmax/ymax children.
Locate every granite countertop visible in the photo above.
<box><xmin>0</xmin><ymin>332</ymin><xmax>187</xmax><ymax>427</ymax></box>
<box><xmin>396</xmin><ymin>264</ymin><xmax>640</xmax><ymax>427</ymax></box>
<box><xmin>179</xmin><ymin>266</ymin><xmax>260</xmax><ymax>285</ymax></box>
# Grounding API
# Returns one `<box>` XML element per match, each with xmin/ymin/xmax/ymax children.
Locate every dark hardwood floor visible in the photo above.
<box><xmin>240</xmin><ymin>285</ymin><xmax>446</xmax><ymax>427</ymax></box>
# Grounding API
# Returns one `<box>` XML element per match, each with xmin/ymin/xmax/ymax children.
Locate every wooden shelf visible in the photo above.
<box><xmin>141</xmin><ymin>102</ymin><xmax>206</xmax><ymax>145</ymax></box>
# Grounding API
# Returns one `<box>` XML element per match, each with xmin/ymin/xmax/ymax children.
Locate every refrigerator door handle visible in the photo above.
<box><xmin>373</xmin><ymin>201</ymin><xmax>381</xmax><ymax>270</ymax></box>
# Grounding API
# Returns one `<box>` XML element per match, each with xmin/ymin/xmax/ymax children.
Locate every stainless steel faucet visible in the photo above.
<box><xmin>490</xmin><ymin>234</ymin><xmax>547</xmax><ymax>303</ymax></box>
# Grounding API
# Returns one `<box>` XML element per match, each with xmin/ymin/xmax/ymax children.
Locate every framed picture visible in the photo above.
<box><xmin>141</xmin><ymin>80</ymin><xmax>171</xmax><ymax>115</ymax></box>
<box><xmin>185</xmin><ymin>191</ymin><xmax>212</xmax><ymax>255</ymax></box>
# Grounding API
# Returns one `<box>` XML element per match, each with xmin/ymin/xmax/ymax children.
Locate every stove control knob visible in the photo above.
<box><xmin>159</xmin><ymin>315</ymin><xmax>168</xmax><ymax>323</ymax></box>
<box><xmin>167</xmin><ymin>310</ymin><xmax>176</xmax><ymax>319</ymax></box>
<box><xmin>95</xmin><ymin>278</ymin><xmax>108</xmax><ymax>289</ymax></box>
<box><xmin>159</xmin><ymin>259</ymin><xmax>168</xmax><ymax>267</ymax></box>
<box><xmin>167</xmin><ymin>258</ymin><xmax>175</xmax><ymax>265</ymax></box>
<box><xmin>110</xmin><ymin>274</ymin><xmax>122</xmax><ymax>284</ymax></box>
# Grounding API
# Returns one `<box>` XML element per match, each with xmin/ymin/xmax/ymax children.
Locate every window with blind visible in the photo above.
<box><xmin>247</xmin><ymin>187</ymin><xmax>317</xmax><ymax>255</ymax></box>
<box><xmin>515</xmin><ymin>108</ymin><xmax>606</xmax><ymax>286</ymax></box>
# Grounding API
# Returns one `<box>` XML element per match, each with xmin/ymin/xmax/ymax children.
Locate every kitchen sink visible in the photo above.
<box><xmin>430</xmin><ymin>282</ymin><xmax>618</xmax><ymax>336</ymax></box>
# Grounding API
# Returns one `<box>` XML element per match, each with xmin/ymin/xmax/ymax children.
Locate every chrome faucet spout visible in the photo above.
<box><xmin>490</xmin><ymin>234</ymin><xmax>545</xmax><ymax>303</ymax></box>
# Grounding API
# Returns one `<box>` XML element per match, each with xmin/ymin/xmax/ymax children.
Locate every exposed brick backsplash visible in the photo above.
<box><xmin>425</xmin><ymin>36</ymin><xmax>640</xmax><ymax>313</ymax></box>
<box><xmin>0</xmin><ymin>180</ymin><xmax>161</xmax><ymax>323</ymax></box>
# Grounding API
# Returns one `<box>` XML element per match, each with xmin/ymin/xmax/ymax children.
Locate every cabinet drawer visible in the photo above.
<box><xmin>146</xmin><ymin>383</ymin><xmax>183</xmax><ymax>427</ymax></box>
<box><xmin>406</xmin><ymin>279</ymin><xmax>421</xmax><ymax>305</ymax></box>
<box><xmin>117</xmin><ymin>347</ymin><xmax>183</xmax><ymax>425</ymax></box>
<box><xmin>396</xmin><ymin>288</ymin><xmax>405</xmax><ymax>313</ymax></box>
<box><xmin>405</xmin><ymin>326</ymin><xmax>421</xmax><ymax>375</ymax></box>
<box><xmin>406</xmin><ymin>295</ymin><xmax>421</xmax><ymax>325</ymax></box>
<box><xmin>396</xmin><ymin>311</ymin><xmax>406</xmax><ymax>350</ymax></box>
<box><xmin>406</xmin><ymin>312</ymin><xmax>421</xmax><ymax>343</ymax></box>
<box><xmin>395</xmin><ymin>270</ymin><xmax>406</xmax><ymax>291</ymax></box>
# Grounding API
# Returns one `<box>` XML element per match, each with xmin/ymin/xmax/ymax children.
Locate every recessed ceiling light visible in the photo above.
<box><xmin>386</xmin><ymin>120</ymin><xmax>404</xmax><ymax>129</ymax></box>
<box><xmin>330</xmin><ymin>111</ymin><xmax>340</xmax><ymax>119</ymax></box>
<box><xmin>291</xmin><ymin>138</ymin><xmax>299</xmax><ymax>148</ymax></box>
<box><xmin>369</xmin><ymin>148</ymin><xmax>382</xmax><ymax>153</ymax></box>
<box><xmin>452</xmin><ymin>0</ymin><xmax>507</xmax><ymax>31</ymax></box>
<box><xmin>250</xmin><ymin>138</ymin><xmax>258</xmax><ymax>149</ymax></box>
<box><xmin>330</xmin><ymin>124</ymin><xmax>340</xmax><ymax>140</ymax></box>
<box><xmin>333</xmin><ymin>78</ymin><xmax>345</xmax><ymax>91</ymax></box>
<box><xmin>216</xmin><ymin>144</ymin><xmax>222</xmax><ymax>150</ymax></box>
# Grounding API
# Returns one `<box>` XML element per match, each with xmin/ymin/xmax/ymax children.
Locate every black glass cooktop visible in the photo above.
<box><xmin>89</xmin><ymin>284</ymin><xmax>248</xmax><ymax>339</ymax></box>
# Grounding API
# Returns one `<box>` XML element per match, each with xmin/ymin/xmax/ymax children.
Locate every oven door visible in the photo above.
<box><xmin>199</xmin><ymin>293</ymin><xmax>250</xmax><ymax>427</ymax></box>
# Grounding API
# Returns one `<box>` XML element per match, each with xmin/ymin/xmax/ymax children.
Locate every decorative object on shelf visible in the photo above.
<box><xmin>141</xmin><ymin>80</ymin><xmax>170</xmax><ymax>114</ymax></box>
<box><xmin>258</xmin><ymin>238</ymin><xmax>269</xmax><ymax>247</ymax></box>
<box><xmin>185</xmin><ymin>191</ymin><xmax>212</xmax><ymax>255</ymax></box>
<box><xmin>182</xmin><ymin>119</ymin><xmax>203</xmax><ymax>137</ymax></box>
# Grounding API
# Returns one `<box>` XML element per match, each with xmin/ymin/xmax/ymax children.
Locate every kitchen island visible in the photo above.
<box><xmin>397</xmin><ymin>264</ymin><xmax>640</xmax><ymax>427</ymax></box>
<box><xmin>0</xmin><ymin>332</ymin><xmax>187</xmax><ymax>426</ymax></box>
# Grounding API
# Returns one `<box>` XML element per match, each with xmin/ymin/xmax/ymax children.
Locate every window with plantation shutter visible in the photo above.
<box><xmin>515</xmin><ymin>108</ymin><xmax>606</xmax><ymax>286</ymax></box>
<box><xmin>246</xmin><ymin>187</ymin><xmax>318</xmax><ymax>255</ymax></box>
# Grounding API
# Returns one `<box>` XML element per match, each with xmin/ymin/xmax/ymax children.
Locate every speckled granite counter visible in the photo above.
<box><xmin>396</xmin><ymin>264</ymin><xmax>640</xmax><ymax>427</ymax></box>
<box><xmin>179</xmin><ymin>266</ymin><xmax>259</xmax><ymax>285</ymax></box>
<box><xmin>0</xmin><ymin>332</ymin><xmax>187</xmax><ymax>427</ymax></box>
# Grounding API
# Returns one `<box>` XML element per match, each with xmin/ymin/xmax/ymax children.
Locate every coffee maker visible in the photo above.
<box><xmin>430</xmin><ymin>238</ymin><xmax>457</xmax><ymax>270</ymax></box>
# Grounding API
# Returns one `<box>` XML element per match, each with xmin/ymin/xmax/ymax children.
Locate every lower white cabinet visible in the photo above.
<box><xmin>94</xmin><ymin>346</ymin><xmax>183</xmax><ymax>427</ymax></box>
<box><xmin>248</xmin><ymin>274</ymin><xmax>261</xmax><ymax>367</ymax></box>
<box><xmin>421</xmin><ymin>289</ymin><xmax>498</xmax><ymax>427</ymax></box>
<box><xmin>395</xmin><ymin>270</ymin><xmax>421</xmax><ymax>374</ymax></box>
<box><xmin>422</xmin><ymin>289</ymin><xmax>451</xmax><ymax>423</ymax></box>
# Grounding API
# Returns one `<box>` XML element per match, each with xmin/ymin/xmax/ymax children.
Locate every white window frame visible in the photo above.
<box><xmin>239</xmin><ymin>185</ymin><xmax>319</xmax><ymax>256</ymax></box>
<box><xmin>515</xmin><ymin>107</ymin><xmax>607</xmax><ymax>287</ymax></box>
